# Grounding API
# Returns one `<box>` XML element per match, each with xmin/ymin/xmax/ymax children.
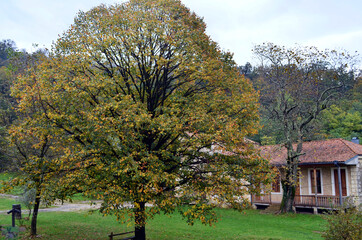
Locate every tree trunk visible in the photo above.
<box><xmin>134</xmin><ymin>202</ymin><xmax>146</xmax><ymax>240</ymax></box>
<box><xmin>280</xmin><ymin>139</ymin><xmax>301</xmax><ymax>213</ymax></box>
<box><xmin>280</xmin><ymin>161</ymin><xmax>298</xmax><ymax>213</ymax></box>
<box><xmin>280</xmin><ymin>182</ymin><xmax>295</xmax><ymax>213</ymax></box>
<box><xmin>31</xmin><ymin>192</ymin><xmax>41</xmax><ymax>236</ymax></box>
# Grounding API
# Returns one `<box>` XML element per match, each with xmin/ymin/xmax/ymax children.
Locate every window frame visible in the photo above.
<box><xmin>271</xmin><ymin>172</ymin><xmax>281</xmax><ymax>194</ymax></box>
<box><xmin>308</xmin><ymin>168</ymin><xmax>323</xmax><ymax>195</ymax></box>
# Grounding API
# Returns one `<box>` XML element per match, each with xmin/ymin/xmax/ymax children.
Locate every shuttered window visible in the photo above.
<box><xmin>310</xmin><ymin>169</ymin><xmax>322</xmax><ymax>194</ymax></box>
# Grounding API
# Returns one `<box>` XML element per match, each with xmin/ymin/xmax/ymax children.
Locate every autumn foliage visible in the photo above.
<box><xmin>9</xmin><ymin>0</ymin><xmax>271</xmax><ymax>239</ymax></box>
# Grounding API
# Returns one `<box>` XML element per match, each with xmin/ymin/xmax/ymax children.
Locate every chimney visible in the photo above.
<box><xmin>351</xmin><ymin>137</ymin><xmax>359</xmax><ymax>144</ymax></box>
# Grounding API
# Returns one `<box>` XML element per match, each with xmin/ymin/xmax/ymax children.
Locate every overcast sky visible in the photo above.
<box><xmin>1</xmin><ymin>0</ymin><xmax>361</xmax><ymax>65</ymax></box>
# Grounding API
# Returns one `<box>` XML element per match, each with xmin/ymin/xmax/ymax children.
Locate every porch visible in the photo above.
<box><xmin>252</xmin><ymin>194</ymin><xmax>353</xmax><ymax>209</ymax></box>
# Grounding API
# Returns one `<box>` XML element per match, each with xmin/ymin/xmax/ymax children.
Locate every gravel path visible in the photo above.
<box><xmin>36</xmin><ymin>201</ymin><xmax>102</xmax><ymax>212</ymax></box>
<box><xmin>0</xmin><ymin>195</ymin><xmax>152</xmax><ymax>215</ymax></box>
<box><xmin>0</xmin><ymin>197</ymin><xmax>102</xmax><ymax>214</ymax></box>
<box><xmin>0</xmin><ymin>194</ymin><xmax>19</xmax><ymax>199</ymax></box>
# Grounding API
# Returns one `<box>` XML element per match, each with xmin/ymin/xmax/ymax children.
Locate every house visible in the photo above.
<box><xmin>252</xmin><ymin>138</ymin><xmax>362</xmax><ymax>213</ymax></box>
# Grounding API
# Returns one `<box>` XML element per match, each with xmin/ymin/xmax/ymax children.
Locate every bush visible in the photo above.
<box><xmin>322</xmin><ymin>206</ymin><xmax>362</xmax><ymax>240</ymax></box>
<box><xmin>19</xmin><ymin>187</ymin><xmax>36</xmax><ymax>218</ymax></box>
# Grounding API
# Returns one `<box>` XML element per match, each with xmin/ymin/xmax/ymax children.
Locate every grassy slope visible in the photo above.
<box><xmin>0</xmin><ymin>197</ymin><xmax>326</xmax><ymax>240</ymax></box>
<box><xmin>148</xmin><ymin>208</ymin><xmax>325</xmax><ymax>240</ymax></box>
<box><xmin>0</xmin><ymin>172</ymin><xmax>326</xmax><ymax>239</ymax></box>
<box><xmin>0</xmin><ymin>197</ymin><xmax>18</xmax><ymax>211</ymax></box>
<box><xmin>0</xmin><ymin>173</ymin><xmax>13</xmax><ymax>182</ymax></box>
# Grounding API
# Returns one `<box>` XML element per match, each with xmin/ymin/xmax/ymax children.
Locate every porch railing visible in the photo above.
<box><xmin>252</xmin><ymin>194</ymin><xmax>352</xmax><ymax>208</ymax></box>
<box><xmin>251</xmin><ymin>194</ymin><xmax>271</xmax><ymax>204</ymax></box>
<box><xmin>293</xmin><ymin>195</ymin><xmax>351</xmax><ymax>208</ymax></box>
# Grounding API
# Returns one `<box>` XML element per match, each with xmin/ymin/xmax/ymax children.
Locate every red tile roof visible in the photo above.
<box><xmin>260</xmin><ymin>138</ymin><xmax>362</xmax><ymax>165</ymax></box>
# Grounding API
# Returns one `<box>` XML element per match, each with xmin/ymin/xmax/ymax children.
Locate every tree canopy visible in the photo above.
<box><xmin>11</xmin><ymin>0</ymin><xmax>271</xmax><ymax>239</ymax></box>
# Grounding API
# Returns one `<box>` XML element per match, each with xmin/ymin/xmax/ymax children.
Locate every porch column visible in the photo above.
<box><xmin>313</xmin><ymin>167</ymin><xmax>317</xmax><ymax>206</ymax></box>
<box><xmin>335</xmin><ymin>162</ymin><xmax>343</xmax><ymax>206</ymax></box>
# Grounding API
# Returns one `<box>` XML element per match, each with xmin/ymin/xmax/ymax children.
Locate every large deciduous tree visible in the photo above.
<box><xmin>253</xmin><ymin>43</ymin><xmax>357</xmax><ymax>213</ymax></box>
<box><xmin>12</xmin><ymin>1</ymin><xmax>270</xmax><ymax>239</ymax></box>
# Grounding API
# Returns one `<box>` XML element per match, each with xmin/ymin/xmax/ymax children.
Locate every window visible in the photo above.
<box><xmin>310</xmin><ymin>169</ymin><xmax>322</xmax><ymax>194</ymax></box>
<box><xmin>272</xmin><ymin>173</ymin><xmax>281</xmax><ymax>193</ymax></box>
<box><xmin>333</xmin><ymin>168</ymin><xmax>347</xmax><ymax>196</ymax></box>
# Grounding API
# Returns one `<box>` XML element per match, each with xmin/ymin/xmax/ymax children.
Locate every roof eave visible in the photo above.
<box><xmin>344</xmin><ymin>155</ymin><xmax>359</xmax><ymax>165</ymax></box>
<box><xmin>271</xmin><ymin>160</ymin><xmax>353</xmax><ymax>167</ymax></box>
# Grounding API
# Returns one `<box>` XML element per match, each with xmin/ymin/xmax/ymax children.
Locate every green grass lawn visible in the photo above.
<box><xmin>148</xmin><ymin>209</ymin><xmax>325</xmax><ymax>240</ymax></box>
<box><xmin>0</xmin><ymin>197</ymin><xmax>18</xmax><ymax>211</ymax></box>
<box><xmin>0</xmin><ymin>173</ymin><xmax>14</xmax><ymax>182</ymax></box>
<box><xmin>68</xmin><ymin>193</ymin><xmax>93</xmax><ymax>203</ymax></box>
<box><xmin>0</xmin><ymin>196</ymin><xmax>326</xmax><ymax>240</ymax></box>
<box><xmin>0</xmin><ymin>172</ymin><xmax>327</xmax><ymax>240</ymax></box>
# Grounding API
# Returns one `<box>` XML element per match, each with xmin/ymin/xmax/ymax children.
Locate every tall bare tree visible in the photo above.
<box><xmin>253</xmin><ymin>43</ymin><xmax>358</xmax><ymax>213</ymax></box>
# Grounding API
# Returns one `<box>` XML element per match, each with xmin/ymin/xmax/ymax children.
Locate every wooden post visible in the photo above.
<box><xmin>269</xmin><ymin>192</ymin><xmax>271</xmax><ymax>204</ymax></box>
<box><xmin>313</xmin><ymin>168</ymin><xmax>317</xmax><ymax>206</ymax></box>
<box><xmin>109</xmin><ymin>232</ymin><xmax>113</xmax><ymax>240</ymax></box>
